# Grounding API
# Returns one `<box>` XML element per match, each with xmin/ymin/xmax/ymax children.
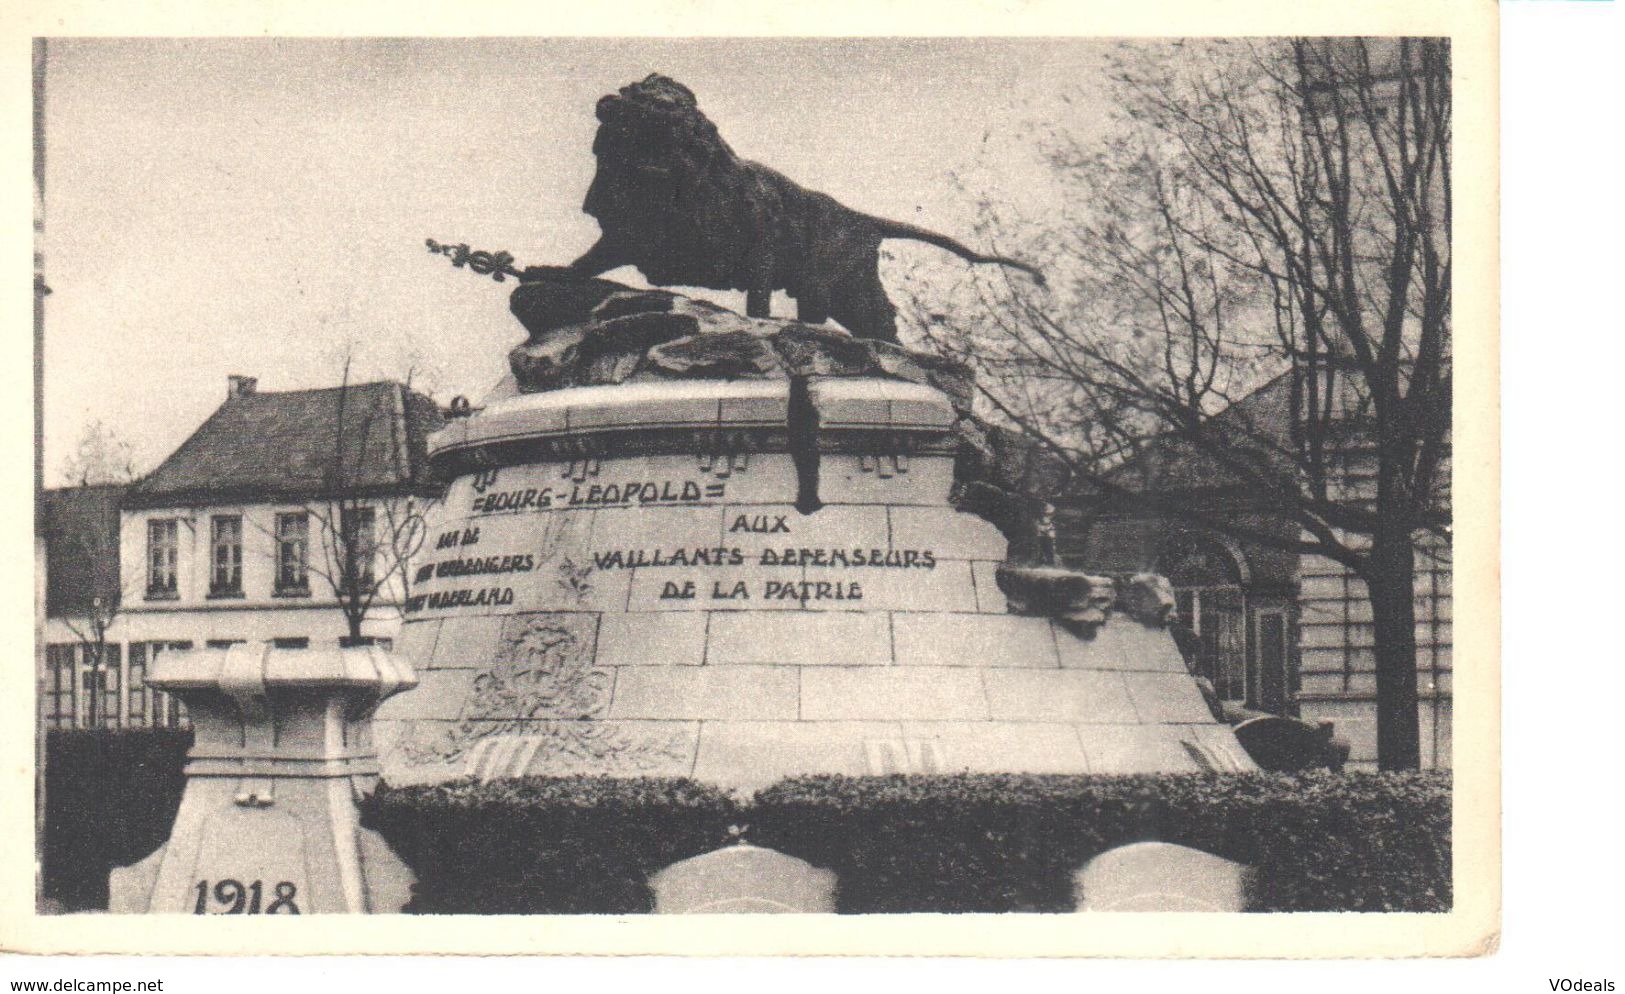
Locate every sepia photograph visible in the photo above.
<box><xmin>8</xmin><ymin>0</ymin><xmax>1511</xmax><ymax>965</ymax></box>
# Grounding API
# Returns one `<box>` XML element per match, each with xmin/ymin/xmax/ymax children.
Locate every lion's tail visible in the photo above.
<box><xmin>872</xmin><ymin>217</ymin><xmax>1047</xmax><ymax>287</ymax></box>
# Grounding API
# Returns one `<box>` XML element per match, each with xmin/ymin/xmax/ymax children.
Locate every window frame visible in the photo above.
<box><xmin>147</xmin><ymin>641</ymin><xmax>193</xmax><ymax>729</ymax></box>
<box><xmin>208</xmin><ymin>514</ymin><xmax>244</xmax><ymax>598</ymax></box>
<box><xmin>339</xmin><ymin>505</ymin><xmax>377</xmax><ymax>589</ymax></box>
<box><xmin>127</xmin><ymin>642</ymin><xmax>148</xmax><ymax>726</ymax></box>
<box><xmin>79</xmin><ymin>644</ymin><xmax>122</xmax><ymax>728</ymax></box>
<box><xmin>44</xmin><ymin>644</ymin><xmax>77</xmax><ymax>729</ymax></box>
<box><xmin>1252</xmin><ymin>607</ymin><xmax>1291</xmax><ymax>714</ymax></box>
<box><xmin>146</xmin><ymin>518</ymin><xmax>179</xmax><ymax>599</ymax></box>
<box><xmin>1178</xmin><ymin>585</ymin><xmax>1249</xmax><ymax>704</ymax></box>
<box><xmin>274</xmin><ymin>511</ymin><xmax>311</xmax><ymax>596</ymax></box>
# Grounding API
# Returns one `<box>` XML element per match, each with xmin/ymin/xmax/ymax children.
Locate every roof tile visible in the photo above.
<box><xmin>130</xmin><ymin>381</ymin><xmax>445</xmax><ymax>506</ymax></box>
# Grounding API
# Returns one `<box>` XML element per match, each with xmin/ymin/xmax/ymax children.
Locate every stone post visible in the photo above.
<box><xmin>650</xmin><ymin>845</ymin><xmax>837</xmax><ymax>913</ymax></box>
<box><xmin>110</xmin><ymin>643</ymin><xmax>418</xmax><ymax>914</ymax></box>
<box><xmin>1073</xmin><ymin>842</ymin><xmax>1253</xmax><ymax>912</ymax></box>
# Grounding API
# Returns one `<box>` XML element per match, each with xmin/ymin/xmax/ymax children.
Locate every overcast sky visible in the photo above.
<box><xmin>40</xmin><ymin>37</ymin><xmax>1112</xmax><ymax>483</ymax></box>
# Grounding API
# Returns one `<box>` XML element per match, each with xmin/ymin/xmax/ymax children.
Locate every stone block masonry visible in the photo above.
<box><xmin>373</xmin><ymin>370</ymin><xmax>1257</xmax><ymax>790</ymax></box>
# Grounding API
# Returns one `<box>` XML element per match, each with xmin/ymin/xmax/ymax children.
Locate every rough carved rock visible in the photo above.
<box><xmin>502</xmin><ymin>271</ymin><xmax>1083</xmax><ymax>574</ymax></box>
<box><xmin>645</xmin><ymin>328</ymin><xmax>785</xmax><ymax>379</ymax></box>
<box><xmin>951</xmin><ymin>480</ymin><xmax>1057</xmax><ymax>566</ymax></box>
<box><xmin>509</xmin><ymin>266</ymin><xmax>631</xmax><ymax>335</ymax></box>
<box><xmin>505</xmin><ymin>271</ymin><xmax>978</xmax><ymax>405</ymax></box>
<box><xmin>952</xmin><ymin>419</ymin><xmax>1071</xmax><ymax>503</ymax></box>
<box><xmin>997</xmin><ymin>566</ymin><xmax>1185</xmax><ymax>637</ymax></box>
<box><xmin>995</xmin><ymin>564</ymin><xmax>1117</xmax><ymax>629</ymax></box>
<box><xmin>563</xmin><ymin>73</ymin><xmax>1043</xmax><ymax>342</ymax></box>
<box><xmin>1115</xmin><ymin>573</ymin><xmax>1178</xmax><ymax>627</ymax></box>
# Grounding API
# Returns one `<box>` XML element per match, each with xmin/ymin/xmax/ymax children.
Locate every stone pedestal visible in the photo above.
<box><xmin>110</xmin><ymin>643</ymin><xmax>418</xmax><ymax>914</ymax></box>
<box><xmin>375</xmin><ymin>369</ymin><xmax>1256</xmax><ymax>791</ymax></box>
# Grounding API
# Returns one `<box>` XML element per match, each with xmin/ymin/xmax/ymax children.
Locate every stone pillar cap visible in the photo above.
<box><xmin>149</xmin><ymin>643</ymin><xmax>417</xmax><ymax>699</ymax></box>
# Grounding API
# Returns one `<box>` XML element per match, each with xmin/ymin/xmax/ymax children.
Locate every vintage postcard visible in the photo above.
<box><xmin>3</xmin><ymin>0</ymin><xmax>1499</xmax><ymax>959</ymax></box>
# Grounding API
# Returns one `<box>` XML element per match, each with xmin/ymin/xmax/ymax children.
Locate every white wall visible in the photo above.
<box><xmin>114</xmin><ymin>499</ymin><xmax>412</xmax><ymax>648</ymax></box>
<box><xmin>42</xmin><ymin>500</ymin><xmax>418</xmax><ymax>728</ymax></box>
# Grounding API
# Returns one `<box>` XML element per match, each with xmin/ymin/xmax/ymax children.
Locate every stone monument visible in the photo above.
<box><xmin>372</xmin><ymin>265</ymin><xmax>1257</xmax><ymax>792</ymax></box>
<box><xmin>106</xmin><ymin>76</ymin><xmax>1261</xmax><ymax>915</ymax></box>
<box><xmin>109</xmin><ymin>643</ymin><xmax>418</xmax><ymax>914</ymax></box>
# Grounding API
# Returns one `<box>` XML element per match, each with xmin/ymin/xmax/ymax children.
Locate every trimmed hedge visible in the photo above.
<box><xmin>751</xmin><ymin>772</ymin><xmax>1451</xmax><ymax>913</ymax></box>
<box><xmin>361</xmin><ymin>771</ymin><xmax>1450</xmax><ymax>914</ymax></box>
<box><xmin>41</xmin><ymin>728</ymin><xmax>192</xmax><ymax>911</ymax></box>
<box><xmin>361</xmin><ymin>776</ymin><xmax>738</xmax><ymax>913</ymax></box>
<box><xmin>40</xmin><ymin>747</ymin><xmax>1450</xmax><ymax>914</ymax></box>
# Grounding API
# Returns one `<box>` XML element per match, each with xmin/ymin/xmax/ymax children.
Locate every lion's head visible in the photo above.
<box><xmin>582</xmin><ymin>74</ymin><xmax>751</xmax><ymax>287</ymax></box>
<box><xmin>590</xmin><ymin>74</ymin><xmax>731</xmax><ymax>168</ymax></box>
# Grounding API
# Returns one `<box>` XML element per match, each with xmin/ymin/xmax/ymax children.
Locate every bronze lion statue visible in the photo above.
<box><xmin>568</xmin><ymin>74</ymin><xmax>1044</xmax><ymax>343</ymax></box>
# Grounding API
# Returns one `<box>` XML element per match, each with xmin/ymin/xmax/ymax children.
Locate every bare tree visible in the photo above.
<box><xmin>899</xmin><ymin>39</ymin><xmax>1450</xmax><ymax>770</ymax></box>
<box><xmin>261</xmin><ymin>360</ymin><xmax>436</xmax><ymax>645</ymax></box>
<box><xmin>59</xmin><ymin>420</ymin><xmax>137</xmax><ymax>487</ymax></box>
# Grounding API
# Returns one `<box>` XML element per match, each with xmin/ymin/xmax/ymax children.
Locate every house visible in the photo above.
<box><xmin>1056</xmin><ymin>371</ymin><xmax>1452</xmax><ymax>770</ymax></box>
<box><xmin>38</xmin><ymin>483</ymin><xmax>146</xmax><ymax>729</ymax></box>
<box><xmin>38</xmin><ymin>376</ymin><xmax>445</xmax><ymax>729</ymax></box>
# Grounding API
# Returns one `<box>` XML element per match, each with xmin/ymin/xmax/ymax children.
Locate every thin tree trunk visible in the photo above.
<box><xmin>1365</xmin><ymin>527</ymin><xmax>1422</xmax><ymax>770</ymax></box>
<box><xmin>343</xmin><ymin>588</ymin><xmax>365</xmax><ymax>643</ymax></box>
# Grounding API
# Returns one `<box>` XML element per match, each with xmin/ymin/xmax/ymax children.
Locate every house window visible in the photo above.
<box><xmin>340</xmin><ymin>506</ymin><xmax>376</xmax><ymax>589</ymax></box>
<box><xmin>44</xmin><ymin>644</ymin><xmax>76</xmax><ymax>729</ymax></box>
<box><xmin>1176</xmin><ymin>587</ymin><xmax>1247</xmax><ymax>702</ymax></box>
<box><xmin>275</xmin><ymin>512</ymin><xmax>310</xmax><ymax>594</ymax></box>
<box><xmin>1253</xmin><ymin>609</ymin><xmax>1291</xmax><ymax>714</ymax></box>
<box><xmin>147</xmin><ymin>519</ymin><xmax>179</xmax><ymax>597</ymax></box>
<box><xmin>210</xmin><ymin>515</ymin><xmax>243</xmax><ymax>596</ymax></box>
<box><xmin>128</xmin><ymin>643</ymin><xmax>148</xmax><ymax>726</ymax></box>
<box><xmin>147</xmin><ymin>640</ymin><xmax>193</xmax><ymax>729</ymax></box>
<box><xmin>205</xmin><ymin>639</ymin><xmax>245</xmax><ymax>650</ymax></box>
<box><xmin>154</xmin><ymin>690</ymin><xmax>189</xmax><ymax>729</ymax></box>
<box><xmin>80</xmin><ymin>645</ymin><xmax>121</xmax><ymax>727</ymax></box>
<box><xmin>1164</xmin><ymin>537</ymin><xmax>1248</xmax><ymax>704</ymax></box>
<box><xmin>272</xmin><ymin>637</ymin><xmax>310</xmax><ymax>650</ymax></box>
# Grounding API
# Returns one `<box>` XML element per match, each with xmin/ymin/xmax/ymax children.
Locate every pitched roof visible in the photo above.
<box><xmin>1092</xmin><ymin>369</ymin><xmax>1379</xmax><ymax>496</ymax></box>
<box><xmin>40</xmin><ymin>484</ymin><xmax>128</xmax><ymax>618</ymax></box>
<box><xmin>128</xmin><ymin>381</ymin><xmax>445</xmax><ymax>508</ymax></box>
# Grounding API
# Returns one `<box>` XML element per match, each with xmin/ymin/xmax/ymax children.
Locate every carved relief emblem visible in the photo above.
<box><xmin>396</xmin><ymin>612</ymin><xmax>689</xmax><ymax>776</ymax></box>
<box><xmin>468</xmin><ymin>613</ymin><xmax>609</xmax><ymax>721</ymax></box>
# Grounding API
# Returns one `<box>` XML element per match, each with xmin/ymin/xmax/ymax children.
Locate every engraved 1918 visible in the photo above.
<box><xmin>192</xmin><ymin>879</ymin><xmax>301</xmax><ymax>914</ymax></box>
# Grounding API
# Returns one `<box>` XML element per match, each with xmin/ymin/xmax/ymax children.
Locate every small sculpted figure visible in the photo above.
<box><xmin>569</xmin><ymin>74</ymin><xmax>1045</xmax><ymax>342</ymax></box>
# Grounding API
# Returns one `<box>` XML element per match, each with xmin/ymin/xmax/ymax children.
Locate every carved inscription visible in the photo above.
<box><xmin>593</xmin><ymin>547</ymin><xmax>935</xmax><ymax>570</ymax></box>
<box><xmin>406</xmin><ymin>587</ymin><xmax>515</xmax><ymax>612</ymax></box>
<box><xmin>194</xmin><ymin>879</ymin><xmax>300</xmax><ymax>915</ymax></box>
<box><xmin>413</xmin><ymin>474</ymin><xmax>952</xmax><ymax>614</ymax></box>
<box><xmin>658</xmin><ymin>578</ymin><xmax>865</xmax><ymax>602</ymax></box>
<box><xmin>470</xmin><ymin>479</ymin><xmax>725</xmax><ymax>514</ymax></box>
<box><xmin>731</xmin><ymin>513</ymin><xmax>790</xmax><ymax>533</ymax></box>
<box><xmin>434</xmin><ymin>526</ymin><xmax>483</xmax><ymax>549</ymax></box>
